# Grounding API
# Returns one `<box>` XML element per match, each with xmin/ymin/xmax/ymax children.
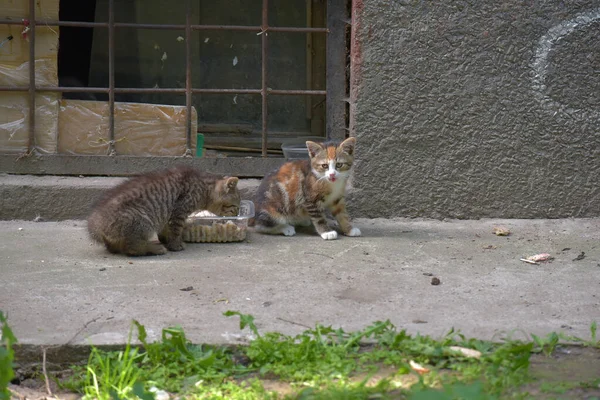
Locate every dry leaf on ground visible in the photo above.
<box><xmin>492</xmin><ymin>226</ymin><xmax>511</xmax><ymax>236</ymax></box>
<box><xmin>409</xmin><ymin>360</ymin><xmax>430</xmax><ymax>374</ymax></box>
<box><xmin>449</xmin><ymin>346</ymin><xmax>482</xmax><ymax>359</ymax></box>
<box><xmin>526</xmin><ymin>253</ymin><xmax>553</xmax><ymax>262</ymax></box>
<box><xmin>520</xmin><ymin>253</ymin><xmax>553</xmax><ymax>264</ymax></box>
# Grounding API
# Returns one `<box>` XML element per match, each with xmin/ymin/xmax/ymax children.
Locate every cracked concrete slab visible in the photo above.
<box><xmin>1</xmin><ymin>218</ymin><xmax>599</xmax><ymax>347</ymax></box>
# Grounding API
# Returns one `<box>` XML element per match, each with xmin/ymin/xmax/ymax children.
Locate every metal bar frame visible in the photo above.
<box><xmin>107</xmin><ymin>0</ymin><xmax>115</xmax><ymax>155</ymax></box>
<box><xmin>0</xmin><ymin>19</ymin><xmax>329</xmax><ymax>32</ymax></box>
<box><xmin>326</xmin><ymin>0</ymin><xmax>348</xmax><ymax>141</ymax></box>
<box><xmin>261</xmin><ymin>0</ymin><xmax>269</xmax><ymax>157</ymax></box>
<box><xmin>0</xmin><ymin>1</ymin><xmax>347</xmax><ymax>166</ymax></box>
<box><xmin>185</xmin><ymin>0</ymin><xmax>193</xmax><ymax>156</ymax></box>
<box><xmin>0</xmin><ymin>86</ymin><xmax>328</xmax><ymax>95</ymax></box>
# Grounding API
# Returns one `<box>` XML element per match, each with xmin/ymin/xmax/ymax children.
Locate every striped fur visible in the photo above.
<box><xmin>87</xmin><ymin>166</ymin><xmax>240</xmax><ymax>256</ymax></box>
<box><xmin>254</xmin><ymin>137</ymin><xmax>361</xmax><ymax>240</ymax></box>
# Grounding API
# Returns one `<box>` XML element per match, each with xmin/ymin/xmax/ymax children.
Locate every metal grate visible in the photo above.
<box><xmin>0</xmin><ymin>0</ymin><xmax>347</xmax><ymax>161</ymax></box>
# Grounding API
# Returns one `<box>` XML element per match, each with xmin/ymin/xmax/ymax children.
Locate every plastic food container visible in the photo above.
<box><xmin>182</xmin><ymin>200</ymin><xmax>255</xmax><ymax>243</ymax></box>
<box><xmin>281</xmin><ymin>143</ymin><xmax>309</xmax><ymax>160</ymax></box>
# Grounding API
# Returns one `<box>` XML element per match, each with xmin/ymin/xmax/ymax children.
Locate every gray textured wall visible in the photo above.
<box><xmin>348</xmin><ymin>1</ymin><xmax>600</xmax><ymax>219</ymax></box>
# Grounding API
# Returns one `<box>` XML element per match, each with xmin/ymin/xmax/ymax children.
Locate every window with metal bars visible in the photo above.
<box><xmin>0</xmin><ymin>0</ymin><xmax>349</xmax><ymax>177</ymax></box>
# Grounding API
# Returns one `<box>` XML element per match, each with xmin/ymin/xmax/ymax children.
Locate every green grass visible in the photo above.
<box><xmin>5</xmin><ymin>311</ymin><xmax>599</xmax><ymax>400</ymax></box>
<box><xmin>64</xmin><ymin>314</ymin><xmax>600</xmax><ymax>399</ymax></box>
<box><xmin>81</xmin><ymin>325</ymin><xmax>153</xmax><ymax>400</ymax></box>
<box><xmin>0</xmin><ymin>311</ymin><xmax>17</xmax><ymax>400</ymax></box>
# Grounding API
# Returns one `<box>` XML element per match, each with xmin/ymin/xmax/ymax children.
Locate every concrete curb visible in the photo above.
<box><xmin>0</xmin><ymin>174</ymin><xmax>261</xmax><ymax>221</ymax></box>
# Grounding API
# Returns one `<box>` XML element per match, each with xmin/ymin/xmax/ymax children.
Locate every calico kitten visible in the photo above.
<box><xmin>254</xmin><ymin>137</ymin><xmax>360</xmax><ymax>240</ymax></box>
<box><xmin>87</xmin><ymin>166</ymin><xmax>240</xmax><ymax>256</ymax></box>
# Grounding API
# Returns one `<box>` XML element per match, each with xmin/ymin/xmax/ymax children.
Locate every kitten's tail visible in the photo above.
<box><xmin>86</xmin><ymin>211</ymin><xmax>104</xmax><ymax>243</ymax></box>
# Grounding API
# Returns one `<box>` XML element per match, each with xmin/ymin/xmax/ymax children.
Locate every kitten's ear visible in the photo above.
<box><xmin>339</xmin><ymin>137</ymin><xmax>356</xmax><ymax>156</ymax></box>
<box><xmin>306</xmin><ymin>141</ymin><xmax>323</xmax><ymax>158</ymax></box>
<box><xmin>225</xmin><ymin>176</ymin><xmax>239</xmax><ymax>191</ymax></box>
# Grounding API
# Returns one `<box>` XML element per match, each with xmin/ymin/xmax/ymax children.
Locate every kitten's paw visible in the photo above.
<box><xmin>166</xmin><ymin>241</ymin><xmax>185</xmax><ymax>252</ymax></box>
<box><xmin>321</xmin><ymin>230</ymin><xmax>338</xmax><ymax>240</ymax></box>
<box><xmin>281</xmin><ymin>225</ymin><xmax>296</xmax><ymax>236</ymax></box>
<box><xmin>148</xmin><ymin>244</ymin><xmax>168</xmax><ymax>255</ymax></box>
<box><xmin>346</xmin><ymin>227</ymin><xmax>362</xmax><ymax>237</ymax></box>
<box><xmin>126</xmin><ymin>242</ymin><xmax>167</xmax><ymax>256</ymax></box>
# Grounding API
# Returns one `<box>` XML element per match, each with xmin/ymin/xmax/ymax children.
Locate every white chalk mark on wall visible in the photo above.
<box><xmin>531</xmin><ymin>9</ymin><xmax>600</xmax><ymax>120</ymax></box>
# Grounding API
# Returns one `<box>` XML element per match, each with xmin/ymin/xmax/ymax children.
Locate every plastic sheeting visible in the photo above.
<box><xmin>0</xmin><ymin>25</ymin><xmax>59</xmax><ymax>87</ymax></box>
<box><xmin>0</xmin><ymin>0</ymin><xmax>59</xmax><ymax>154</ymax></box>
<box><xmin>58</xmin><ymin>100</ymin><xmax>198</xmax><ymax>156</ymax></box>
<box><xmin>0</xmin><ymin>0</ymin><xmax>59</xmax><ymax>20</ymax></box>
<box><xmin>0</xmin><ymin>92</ymin><xmax>59</xmax><ymax>153</ymax></box>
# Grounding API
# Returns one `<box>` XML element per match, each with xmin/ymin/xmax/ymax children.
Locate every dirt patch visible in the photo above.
<box><xmin>522</xmin><ymin>346</ymin><xmax>600</xmax><ymax>399</ymax></box>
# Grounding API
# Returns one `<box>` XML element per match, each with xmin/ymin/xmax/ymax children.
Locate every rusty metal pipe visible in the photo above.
<box><xmin>185</xmin><ymin>0</ymin><xmax>192</xmax><ymax>155</ymax></box>
<box><xmin>0</xmin><ymin>86</ymin><xmax>328</xmax><ymax>95</ymax></box>
<box><xmin>3</xmin><ymin>88</ymin><xmax>330</xmax><ymax>97</ymax></box>
<box><xmin>269</xmin><ymin>26</ymin><xmax>328</xmax><ymax>33</ymax></box>
<box><xmin>269</xmin><ymin>89</ymin><xmax>326</xmax><ymax>96</ymax></box>
<box><xmin>192</xmin><ymin>88</ymin><xmax>261</xmax><ymax>94</ymax></box>
<box><xmin>0</xmin><ymin>19</ymin><xmax>329</xmax><ymax>33</ymax></box>
<box><xmin>19</xmin><ymin>20</ymin><xmax>106</xmax><ymax>27</ymax></box>
<box><xmin>0</xmin><ymin>87</ymin><xmax>29</xmax><ymax>92</ymax></box>
<box><xmin>27</xmin><ymin>0</ymin><xmax>36</xmax><ymax>154</ymax></box>
<box><xmin>107</xmin><ymin>0</ymin><xmax>116</xmax><ymax>155</ymax></box>
<box><xmin>261</xmin><ymin>0</ymin><xmax>268</xmax><ymax>158</ymax></box>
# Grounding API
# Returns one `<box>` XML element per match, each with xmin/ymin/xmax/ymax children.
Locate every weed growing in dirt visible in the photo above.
<box><xmin>81</xmin><ymin>325</ymin><xmax>153</xmax><ymax>400</ymax></box>
<box><xmin>0</xmin><ymin>311</ymin><xmax>17</xmax><ymax>400</ymax></box>
<box><xmin>559</xmin><ymin>321</ymin><xmax>599</xmax><ymax>348</ymax></box>
<box><xmin>530</xmin><ymin>332</ymin><xmax>560</xmax><ymax>356</ymax></box>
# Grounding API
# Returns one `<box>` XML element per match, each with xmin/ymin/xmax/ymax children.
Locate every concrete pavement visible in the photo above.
<box><xmin>1</xmin><ymin>217</ymin><xmax>599</xmax><ymax>348</ymax></box>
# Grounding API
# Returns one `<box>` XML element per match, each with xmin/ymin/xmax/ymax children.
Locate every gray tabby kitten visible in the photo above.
<box><xmin>87</xmin><ymin>166</ymin><xmax>240</xmax><ymax>256</ymax></box>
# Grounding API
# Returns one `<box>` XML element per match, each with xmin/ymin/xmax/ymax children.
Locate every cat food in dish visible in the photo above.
<box><xmin>183</xmin><ymin>200</ymin><xmax>254</xmax><ymax>243</ymax></box>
